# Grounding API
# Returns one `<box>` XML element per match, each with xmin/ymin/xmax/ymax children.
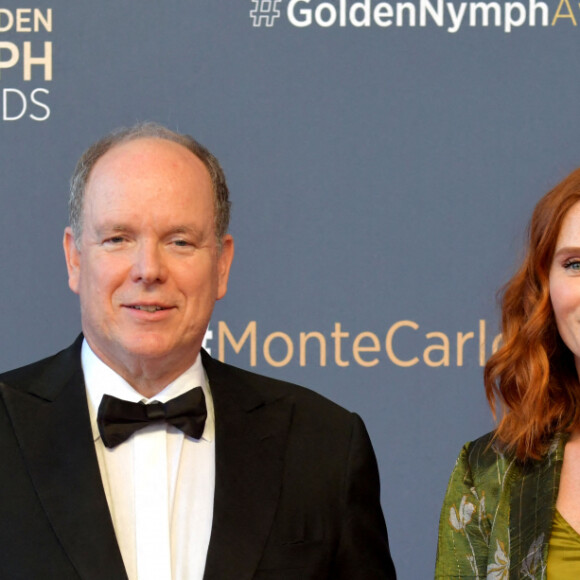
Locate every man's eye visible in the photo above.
<box><xmin>105</xmin><ymin>236</ymin><xmax>125</xmax><ymax>244</ymax></box>
<box><xmin>173</xmin><ymin>240</ymin><xmax>190</xmax><ymax>247</ymax></box>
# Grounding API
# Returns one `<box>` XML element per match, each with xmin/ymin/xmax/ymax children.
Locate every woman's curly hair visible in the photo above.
<box><xmin>485</xmin><ymin>168</ymin><xmax>580</xmax><ymax>461</ymax></box>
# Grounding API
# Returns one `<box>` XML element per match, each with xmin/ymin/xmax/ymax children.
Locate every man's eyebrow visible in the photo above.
<box><xmin>169</xmin><ymin>225</ymin><xmax>204</xmax><ymax>236</ymax></box>
<box><xmin>96</xmin><ymin>224</ymin><xmax>132</xmax><ymax>234</ymax></box>
<box><xmin>94</xmin><ymin>224</ymin><xmax>205</xmax><ymax>237</ymax></box>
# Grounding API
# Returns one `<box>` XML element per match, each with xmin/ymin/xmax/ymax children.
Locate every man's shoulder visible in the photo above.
<box><xmin>202</xmin><ymin>350</ymin><xmax>354</xmax><ymax>420</ymax></box>
<box><xmin>0</xmin><ymin>337</ymin><xmax>83</xmax><ymax>395</ymax></box>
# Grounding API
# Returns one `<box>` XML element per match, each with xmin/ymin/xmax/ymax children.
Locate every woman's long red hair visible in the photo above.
<box><xmin>485</xmin><ymin>168</ymin><xmax>580</xmax><ymax>461</ymax></box>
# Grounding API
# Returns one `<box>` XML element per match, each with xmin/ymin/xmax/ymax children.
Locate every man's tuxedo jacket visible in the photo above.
<box><xmin>0</xmin><ymin>336</ymin><xmax>396</xmax><ymax>579</ymax></box>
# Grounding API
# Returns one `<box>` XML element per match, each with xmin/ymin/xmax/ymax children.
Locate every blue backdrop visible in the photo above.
<box><xmin>1</xmin><ymin>2</ymin><xmax>579</xmax><ymax>577</ymax></box>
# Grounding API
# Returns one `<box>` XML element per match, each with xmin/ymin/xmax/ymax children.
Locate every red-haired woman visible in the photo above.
<box><xmin>436</xmin><ymin>168</ymin><xmax>580</xmax><ymax>578</ymax></box>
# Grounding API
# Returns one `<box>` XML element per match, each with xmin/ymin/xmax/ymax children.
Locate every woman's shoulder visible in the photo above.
<box><xmin>460</xmin><ymin>430</ymin><xmax>511</xmax><ymax>471</ymax></box>
<box><xmin>449</xmin><ymin>431</ymin><xmax>519</xmax><ymax>494</ymax></box>
<box><xmin>459</xmin><ymin>430</ymin><xmax>566</xmax><ymax>490</ymax></box>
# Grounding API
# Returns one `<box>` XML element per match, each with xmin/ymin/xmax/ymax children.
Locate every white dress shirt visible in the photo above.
<box><xmin>82</xmin><ymin>340</ymin><xmax>215</xmax><ymax>580</ymax></box>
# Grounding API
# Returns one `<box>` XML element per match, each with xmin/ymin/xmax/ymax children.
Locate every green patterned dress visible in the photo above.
<box><xmin>435</xmin><ymin>432</ymin><xmax>566</xmax><ymax>579</ymax></box>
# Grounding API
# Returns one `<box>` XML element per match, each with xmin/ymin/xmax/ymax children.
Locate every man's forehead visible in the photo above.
<box><xmin>90</xmin><ymin>136</ymin><xmax>207</xmax><ymax>178</ymax></box>
<box><xmin>81</xmin><ymin>136</ymin><xmax>215</xmax><ymax>226</ymax></box>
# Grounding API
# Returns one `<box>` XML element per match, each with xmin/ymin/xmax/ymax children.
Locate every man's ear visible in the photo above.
<box><xmin>63</xmin><ymin>227</ymin><xmax>81</xmax><ymax>295</ymax></box>
<box><xmin>217</xmin><ymin>234</ymin><xmax>234</xmax><ymax>301</ymax></box>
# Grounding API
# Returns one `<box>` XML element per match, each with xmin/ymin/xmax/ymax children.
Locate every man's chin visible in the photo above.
<box><xmin>121</xmin><ymin>340</ymin><xmax>181</xmax><ymax>361</ymax></box>
<box><xmin>120</xmin><ymin>336</ymin><xmax>200</xmax><ymax>364</ymax></box>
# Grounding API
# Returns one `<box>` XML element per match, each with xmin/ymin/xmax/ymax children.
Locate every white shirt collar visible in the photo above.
<box><xmin>82</xmin><ymin>339</ymin><xmax>215</xmax><ymax>443</ymax></box>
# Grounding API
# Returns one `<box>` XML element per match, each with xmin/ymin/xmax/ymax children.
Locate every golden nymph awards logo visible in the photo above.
<box><xmin>283</xmin><ymin>0</ymin><xmax>580</xmax><ymax>32</ymax></box>
<box><xmin>0</xmin><ymin>8</ymin><xmax>52</xmax><ymax>122</ymax></box>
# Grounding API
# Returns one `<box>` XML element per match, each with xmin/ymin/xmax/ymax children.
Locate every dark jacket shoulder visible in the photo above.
<box><xmin>0</xmin><ymin>336</ymin><xmax>84</xmax><ymax>399</ymax></box>
<box><xmin>201</xmin><ymin>350</ymin><xmax>355</xmax><ymax>421</ymax></box>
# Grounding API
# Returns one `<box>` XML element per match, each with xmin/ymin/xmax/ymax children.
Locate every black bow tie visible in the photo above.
<box><xmin>97</xmin><ymin>387</ymin><xmax>207</xmax><ymax>449</ymax></box>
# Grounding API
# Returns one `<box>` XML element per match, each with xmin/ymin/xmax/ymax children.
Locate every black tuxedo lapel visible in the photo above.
<box><xmin>202</xmin><ymin>352</ymin><xmax>294</xmax><ymax>580</ymax></box>
<box><xmin>1</xmin><ymin>338</ymin><xmax>127</xmax><ymax>580</ymax></box>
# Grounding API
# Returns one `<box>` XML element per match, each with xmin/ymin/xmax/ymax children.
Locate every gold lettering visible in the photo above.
<box><xmin>386</xmin><ymin>320</ymin><xmax>419</xmax><ymax>367</ymax></box>
<box><xmin>0</xmin><ymin>9</ymin><xmax>14</xmax><ymax>32</ymax></box>
<box><xmin>16</xmin><ymin>9</ymin><xmax>32</xmax><ymax>32</ymax></box>
<box><xmin>479</xmin><ymin>319</ymin><xmax>486</xmax><ymax>366</ymax></box>
<box><xmin>0</xmin><ymin>41</ymin><xmax>18</xmax><ymax>79</ymax></box>
<box><xmin>424</xmin><ymin>331</ymin><xmax>450</xmax><ymax>367</ymax></box>
<box><xmin>34</xmin><ymin>8</ymin><xmax>52</xmax><ymax>32</ymax></box>
<box><xmin>552</xmin><ymin>0</ymin><xmax>577</xmax><ymax>25</ymax></box>
<box><xmin>456</xmin><ymin>331</ymin><xmax>474</xmax><ymax>366</ymax></box>
<box><xmin>23</xmin><ymin>41</ymin><xmax>52</xmax><ymax>81</ymax></box>
<box><xmin>331</xmin><ymin>322</ymin><xmax>350</xmax><ymax>367</ymax></box>
<box><xmin>299</xmin><ymin>331</ymin><xmax>327</xmax><ymax>366</ymax></box>
<box><xmin>263</xmin><ymin>332</ymin><xmax>294</xmax><ymax>367</ymax></box>
<box><xmin>218</xmin><ymin>320</ymin><xmax>257</xmax><ymax>366</ymax></box>
<box><xmin>353</xmin><ymin>331</ymin><xmax>380</xmax><ymax>367</ymax></box>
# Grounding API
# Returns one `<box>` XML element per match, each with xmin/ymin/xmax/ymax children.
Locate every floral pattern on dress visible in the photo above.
<box><xmin>520</xmin><ymin>534</ymin><xmax>545</xmax><ymax>580</ymax></box>
<box><xmin>487</xmin><ymin>539</ymin><xmax>509</xmax><ymax>580</ymax></box>
<box><xmin>450</xmin><ymin>495</ymin><xmax>476</xmax><ymax>532</ymax></box>
<box><xmin>447</xmin><ymin>488</ymin><xmax>498</xmax><ymax>578</ymax></box>
<box><xmin>436</xmin><ymin>431</ymin><xmax>566</xmax><ymax>579</ymax></box>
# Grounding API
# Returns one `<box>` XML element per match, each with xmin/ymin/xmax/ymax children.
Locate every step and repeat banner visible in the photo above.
<box><xmin>1</xmin><ymin>2</ymin><xmax>579</xmax><ymax>577</ymax></box>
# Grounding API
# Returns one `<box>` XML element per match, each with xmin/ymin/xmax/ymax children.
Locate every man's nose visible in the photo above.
<box><xmin>130</xmin><ymin>241</ymin><xmax>167</xmax><ymax>284</ymax></box>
